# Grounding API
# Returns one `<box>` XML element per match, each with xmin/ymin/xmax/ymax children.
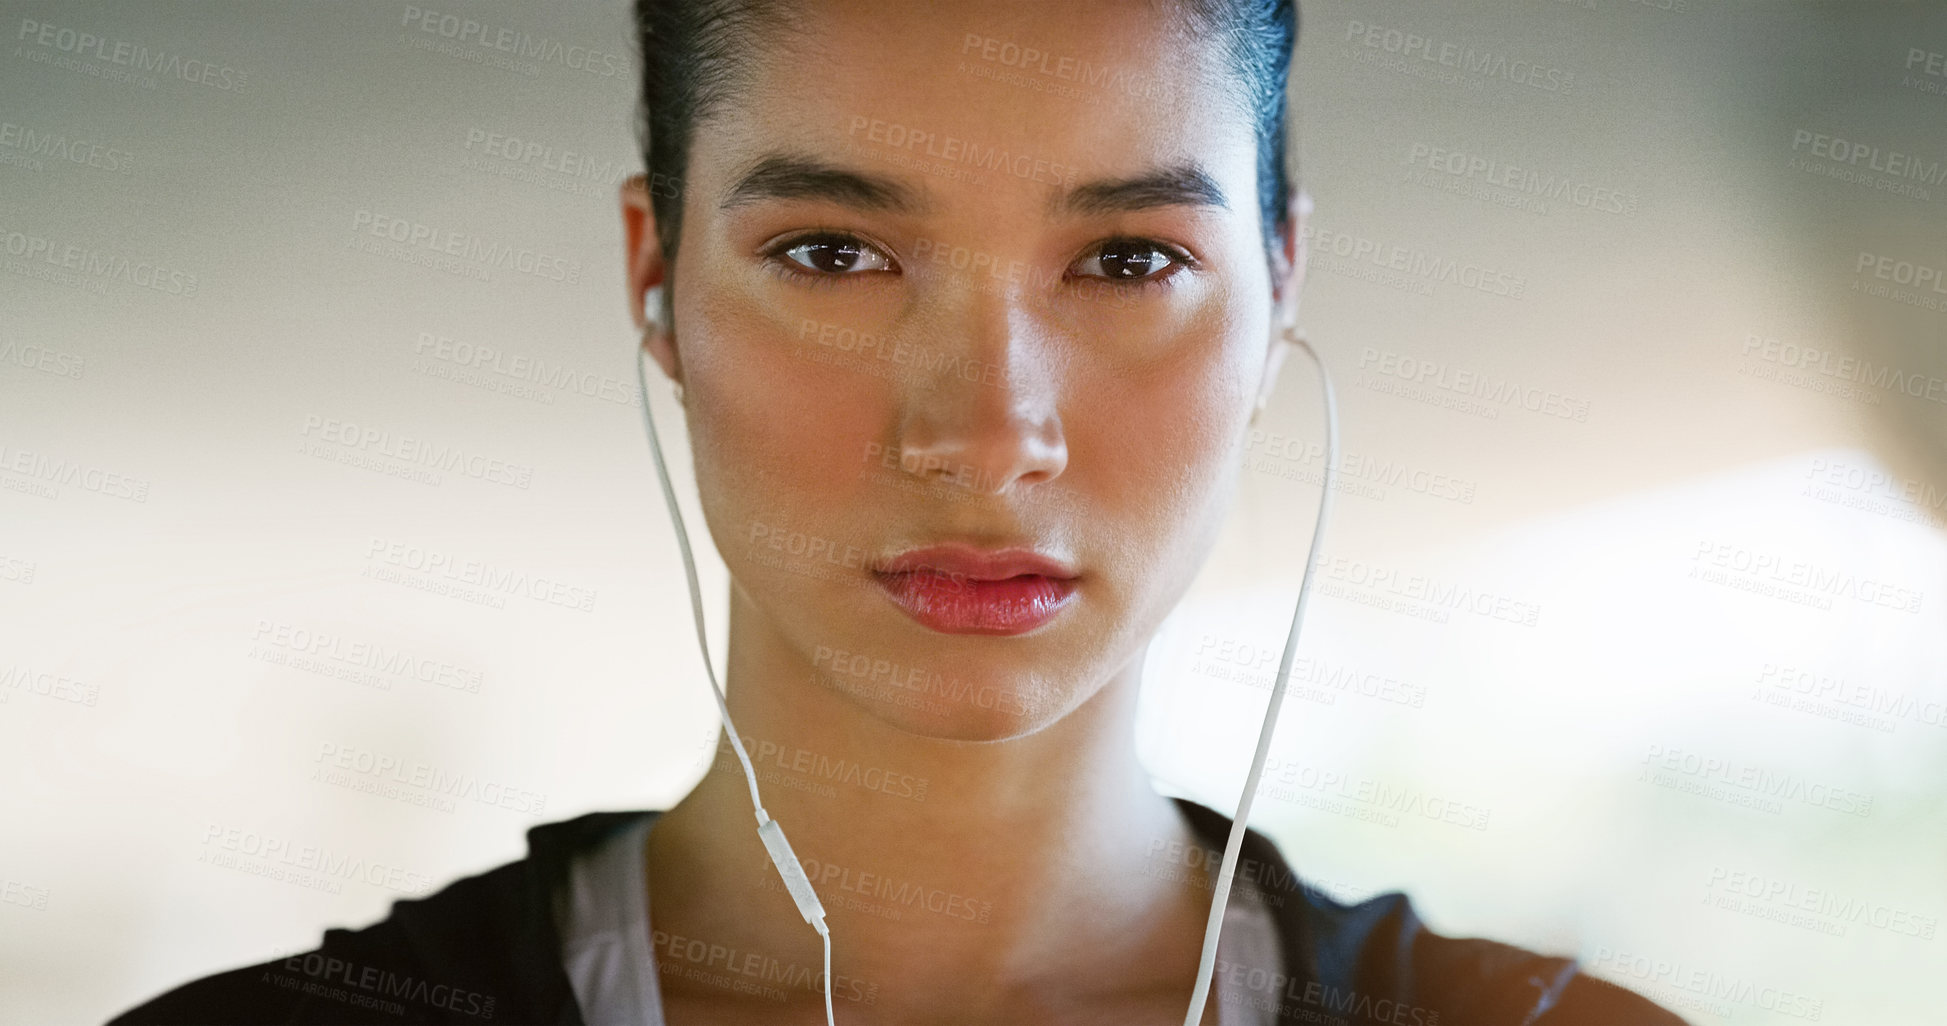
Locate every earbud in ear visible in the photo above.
<box><xmin>1250</xmin><ymin>322</ymin><xmax>1303</xmax><ymax>428</ymax></box>
<box><xmin>640</xmin><ymin>287</ymin><xmax>684</xmax><ymax>404</ymax></box>
<box><xmin>642</xmin><ymin>285</ymin><xmax>665</xmax><ymax>335</ymax></box>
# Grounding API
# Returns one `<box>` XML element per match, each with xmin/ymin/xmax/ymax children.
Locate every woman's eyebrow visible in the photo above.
<box><xmin>719</xmin><ymin>153</ymin><xmax>932</xmax><ymax>213</ymax></box>
<box><xmin>718</xmin><ymin>154</ymin><xmax>1228</xmax><ymax>220</ymax></box>
<box><xmin>1051</xmin><ymin>162</ymin><xmax>1229</xmax><ymax>217</ymax></box>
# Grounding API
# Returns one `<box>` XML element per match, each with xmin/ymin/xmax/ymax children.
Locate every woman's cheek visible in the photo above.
<box><xmin>1163</xmin><ymin>351</ymin><xmax>1256</xmax><ymax>489</ymax></box>
<box><xmin>691</xmin><ymin>320</ymin><xmax>887</xmax><ymax>554</ymax></box>
<box><xmin>1142</xmin><ymin>342</ymin><xmax>1258</xmax><ymax>557</ymax></box>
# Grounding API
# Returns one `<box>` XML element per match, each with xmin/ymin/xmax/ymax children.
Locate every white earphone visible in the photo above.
<box><xmin>632</xmin><ymin>287</ymin><xmax>1338</xmax><ymax>1026</ymax></box>
<box><xmin>633</xmin><ymin>288</ymin><xmax>833</xmax><ymax>1024</ymax></box>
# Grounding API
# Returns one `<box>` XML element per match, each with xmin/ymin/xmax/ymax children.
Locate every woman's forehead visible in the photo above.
<box><xmin>690</xmin><ymin>0</ymin><xmax>1260</xmax><ymax>219</ymax></box>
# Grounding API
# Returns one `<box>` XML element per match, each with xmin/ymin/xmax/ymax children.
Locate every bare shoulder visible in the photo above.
<box><xmin>1292</xmin><ymin>888</ymin><xmax>1689</xmax><ymax>1026</ymax></box>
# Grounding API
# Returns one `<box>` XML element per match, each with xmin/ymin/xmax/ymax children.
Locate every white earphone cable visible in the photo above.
<box><xmin>634</xmin><ymin>297</ymin><xmax>835</xmax><ymax>1026</ymax></box>
<box><xmin>634</xmin><ymin>321</ymin><xmax>765</xmax><ymax>821</ymax></box>
<box><xmin>1181</xmin><ymin>328</ymin><xmax>1337</xmax><ymax>1026</ymax></box>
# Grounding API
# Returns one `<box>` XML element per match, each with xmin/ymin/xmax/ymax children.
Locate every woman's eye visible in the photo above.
<box><xmin>773</xmin><ymin>234</ymin><xmax>894</xmax><ymax>275</ymax></box>
<box><xmin>1072</xmin><ymin>239</ymin><xmax>1189</xmax><ymax>283</ymax></box>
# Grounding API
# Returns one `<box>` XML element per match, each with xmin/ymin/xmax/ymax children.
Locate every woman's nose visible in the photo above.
<box><xmin>887</xmin><ymin>296</ymin><xmax>1069</xmax><ymax>496</ymax></box>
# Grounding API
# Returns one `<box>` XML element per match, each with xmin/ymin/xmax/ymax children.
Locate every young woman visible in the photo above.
<box><xmin>111</xmin><ymin>1</ymin><xmax>1685</xmax><ymax>1023</ymax></box>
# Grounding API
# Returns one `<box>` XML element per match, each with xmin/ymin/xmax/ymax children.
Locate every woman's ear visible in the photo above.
<box><xmin>1254</xmin><ymin>336</ymin><xmax>1289</xmax><ymax>427</ymax></box>
<box><xmin>620</xmin><ymin>174</ymin><xmax>680</xmax><ymax>383</ymax></box>
<box><xmin>1273</xmin><ymin>186</ymin><xmax>1310</xmax><ymax>331</ymax></box>
<box><xmin>1256</xmin><ymin>187</ymin><xmax>1311</xmax><ymax>424</ymax></box>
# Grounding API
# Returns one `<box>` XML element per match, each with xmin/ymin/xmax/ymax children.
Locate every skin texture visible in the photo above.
<box><xmin>619</xmin><ymin>1</ymin><xmax>1307</xmax><ymax>1022</ymax></box>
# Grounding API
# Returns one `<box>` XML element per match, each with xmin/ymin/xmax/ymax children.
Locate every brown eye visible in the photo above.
<box><xmin>775</xmin><ymin>234</ymin><xmax>894</xmax><ymax>275</ymax></box>
<box><xmin>1073</xmin><ymin>239</ymin><xmax>1187</xmax><ymax>282</ymax></box>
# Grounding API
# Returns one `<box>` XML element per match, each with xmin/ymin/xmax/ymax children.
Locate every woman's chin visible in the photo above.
<box><xmin>824</xmin><ymin>678</ymin><xmax>1063</xmax><ymax>743</ymax></box>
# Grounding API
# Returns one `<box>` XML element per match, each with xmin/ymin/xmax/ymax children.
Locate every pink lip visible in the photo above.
<box><xmin>871</xmin><ymin>544</ymin><xmax>1079</xmax><ymax>636</ymax></box>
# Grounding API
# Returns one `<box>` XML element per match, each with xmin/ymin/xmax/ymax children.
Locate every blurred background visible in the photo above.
<box><xmin>2</xmin><ymin>0</ymin><xmax>1942</xmax><ymax>1023</ymax></box>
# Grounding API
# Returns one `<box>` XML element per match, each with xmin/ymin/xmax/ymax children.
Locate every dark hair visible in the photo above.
<box><xmin>632</xmin><ymin>0</ymin><xmax>1299</xmax><ymax>318</ymax></box>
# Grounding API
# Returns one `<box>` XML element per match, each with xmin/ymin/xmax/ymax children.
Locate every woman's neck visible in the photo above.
<box><xmin>644</xmin><ymin>585</ymin><xmax>1221</xmax><ymax>1022</ymax></box>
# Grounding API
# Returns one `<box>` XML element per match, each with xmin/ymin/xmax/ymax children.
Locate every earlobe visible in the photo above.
<box><xmin>639</xmin><ymin>284</ymin><xmax>682</xmax><ymax>387</ymax></box>
<box><xmin>1253</xmin><ymin>330</ymin><xmax>1292</xmax><ymax>427</ymax></box>
<box><xmin>621</xmin><ymin>175</ymin><xmax>681</xmax><ymax>384</ymax></box>
<box><xmin>1274</xmin><ymin>187</ymin><xmax>1310</xmax><ymax>328</ymax></box>
<box><xmin>623</xmin><ymin>173</ymin><xmax>654</xmax><ymax>332</ymax></box>
<box><xmin>1258</xmin><ymin>188</ymin><xmax>1310</xmax><ymax>427</ymax></box>
<box><xmin>620</xmin><ymin>174</ymin><xmax>666</xmax><ymax>331</ymax></box>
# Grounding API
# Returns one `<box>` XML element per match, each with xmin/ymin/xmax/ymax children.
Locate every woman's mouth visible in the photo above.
<box><xmin>871</xmin><ymin>569</ymin><xmax>1077</xmax><ymax>635</ymax></box>
<box><xmin>870</xmin><ymin>544</ymin><xmax>1079</xmax><ymax>635</ymax></box>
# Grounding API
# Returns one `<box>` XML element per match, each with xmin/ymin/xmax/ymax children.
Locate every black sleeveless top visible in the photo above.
<box><xmin>107</xmin><ymin>798</ymin><xmax>1687</xmax><ymax>1025</ymax></box>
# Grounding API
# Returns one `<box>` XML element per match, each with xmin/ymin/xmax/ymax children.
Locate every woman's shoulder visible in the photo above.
<box><xmin>1289</xmin><ymin>885</ymin><xmax>1689</xmax><ymax>1025</ymax></box>
<box><xmin>105</xmin><ymin>810</ymin><xmax>657</xmax><ymax>1026</ymax></box>
<box><xmin>1167</xmin><ymin>798</ymin><xmax>1688</xmax><ymax>1025</ymax></box>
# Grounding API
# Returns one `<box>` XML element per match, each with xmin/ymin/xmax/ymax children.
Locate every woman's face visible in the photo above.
<box><xmin>631</xmin><ymin>0</ymin><xmax>1296</xmax><ymax>742</ymax></box>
